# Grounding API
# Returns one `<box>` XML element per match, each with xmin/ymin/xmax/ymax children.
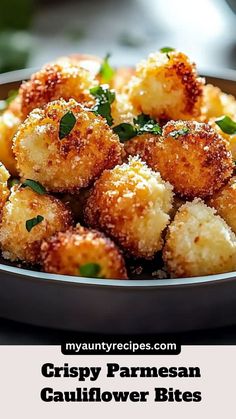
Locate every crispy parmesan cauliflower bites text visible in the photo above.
<box><xmin>163</xmin><ymin>199</ymin><xmax>236</xmax><ymax>277</ymax></box>
<box><xmin>128</xmin><ymin>50</ymin><xmax>204</xmax><ymax>121</ymax></box>
<box><xmin>13</xmin><ymin>98</ymin><xmax>123</xmax><ymax>193</ymax></box>
<box><xmin>41</xmin><ymin>225</ymin><xmax>128</xmax><ymax>279</ymax></box>
<box><xmin>85</xmin><ymin>157</ymin><xmax>174</xmax><ymax>259</ymax></box>
<box><xmin>0</xmin><ymin>186</ymin><xmax>72</xmax><ymax>263</ymax></box>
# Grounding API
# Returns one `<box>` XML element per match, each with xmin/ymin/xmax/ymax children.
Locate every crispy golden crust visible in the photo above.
<box><xmin>0</xmin><ymin>163</ymin><xmax>10</xmax><ymax>213</ymax></box>
<box><xmin>163</xmin><ymin>199</ymin><xmax>236</xmax><ymax>277</ymax></box>
<box><xmin>84</xmin><ymin>156</ymin><xmax>174</xmax><ymax>259</ymax></box>
<box><xmin>13</xmin><ymin>98</ymin><xmax>123</xmax><ymax>193</ymax></box>
<box><xmin>128</xmin><ymin>51</ymin><xmax>204</xmax><ymax>121</ymax></box>
<box><xmin>124</xmin><ymin>133</ymin><xmax>161</xmax><ymax>166</ymax></box>
<box><xmin>41</xmin><ymin>225</ymin><xmax>128</xmax><ymax>279</ymax></box>
<box><xmin>156</xmin><ymin>120</ymin><xmax>233</xmax><ymax>198</ymax></box>
<box><xmin>0</xmin><ymin>110</ymin><xmax>21</xmax><ymax>175</ymax></box>
<box><xmin>19</xmin><ymin>61</ymin><xmax>97</xmax><ymax>119</ymax></box>
<box><xmin>208</xmin><ymin>177</ymin><xmax>236</xmax><ymax>234</ymax></box>
<box><xmin>0</xmin><ymin>186</ymin><xmax>73</xmax><ymax>263</ymax></box>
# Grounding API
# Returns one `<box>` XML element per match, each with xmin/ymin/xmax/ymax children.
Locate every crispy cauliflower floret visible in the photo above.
<box><xmin>0</xmin><ymin>163</ymin><xmax>10</xmax><ymax>212</ymax></box>
<box><xmin>202</xmin><ymin>85</ymin><xmax>236</xmax><ymax>160</ymax></box>
<box><xmin>0</xmin><ymin>110</ymin><xmax>20</xmax><ymax>175</ymax></box>
<box><xmin>13</xmin><ymin>98</ymin><xmax>123</xmax><ymax>193</ymax></box>
<box><xmin>202</xmin><ymin>84</ymin><xmax>236</xmax><ymax>119</ymax></box>
<box><xmin>208</xmin><ymin>177</ymin><xmax>236</xmax><ymax>234</ymax></box>
<box><xmin>127</xmin><ymin>50</ymin><xmax>204</xmax><ymax>121</ymax></box>
<box><xmin>156</xmin><ymin>120</ymin><xmax>232</xmax><ymax>198</ymax></box>
<box><xmin>0</xmin><ymin>186</ymin><xmax>72</xmax><ymax>263</ymax></box>
<box><xmin>84</xmin><ymin>156</ymin><xmax>174</xmax><ymax>259</ymax></box>
<box><xmin>124</xmin><ymin>133</ymin><xmax>161</xmax><ymax>165</ymax></box>
<box><xmin>163</xmin><ymin>199</ymin><xmax>236</xmax><ymax>277</ymax></box>
<box><xmin>19</xmin><ymin>60</ymin><xmax>98</xmax><ymax>119</ymax></box>
<box><xmin>41</xmin><ymin>225</ymin><xmax>128</xmax><ymax>279</ymax></box>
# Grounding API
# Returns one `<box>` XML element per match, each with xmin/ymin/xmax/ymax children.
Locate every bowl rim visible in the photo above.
<box><xmin>0</xmin><ymin>67</ymin><xmax>236</xmax><ymax>288</ymax></box>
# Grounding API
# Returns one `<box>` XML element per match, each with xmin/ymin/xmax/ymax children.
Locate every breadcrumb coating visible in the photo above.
<box><xmin>163</xmin><ymin>199</ymin><xmax>236</xmax><ymax>277</ymax></box>
<box><xmin>128</xmin><ymin>50</ymin><xmax>204</xmax><ymax>121</ymax></box>
<box><xmin>0</xmin><ymin>163</ymin><xmax>10</xmax><ymax>212</ymax></box>
<box><xmin>19</xmin><ymin>60</ymin><xmax>97</xmax><ymax>119</ymax></box>
<box><xmin>13</xmin><ymin>98</ymin><xmax>123</xmax><ymax>193</ymax></box>
<box><xmin>84</xmin><ymin>156</ymin><xmax>174</xmax><ymax>259</ymax></box>
<box><xmin>41</xmin><ymin>225</ymin><xmax>128</xmax><ymax>279</ymax></box>
<box><xmin>0</xmin><ymin>110</ymin><xmax>20</xmax><ymax>175</ymax></box>
<box><xmin>208</xmin><ymin>177</ymin><xmax>236</xmax><ymax>234</ymax></box>
<box><xmin>157</xmin><ymin>120</ymin><xmax>233</xmax><ymax>198</ymax></box>
<box><xmin>0</xmin><ymin>186</ymin><xmax>73</xmax><ymax>263</ymax></box>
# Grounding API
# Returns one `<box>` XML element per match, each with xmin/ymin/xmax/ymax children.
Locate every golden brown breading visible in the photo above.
<box><xmin>84</xmin><ymin>156</ymin><xmax>174</xmax><ymax>259</ymax></box>
<box><xmin>0</xmin><ymin>109</ymin><xmax>20</xmax><ymax>175</ymax></box>
<box><xmin>41</xmin><ymin>225</ymin><xmax>128</xmax><ymax>279</ymax></box>
<box><xmin>156</xmin><ymin>120</ymin><xmax>232</xmax><ymax>198</ymax></box>
<box><xmin>127</xmin><ymin>50</ymin><xmax>204</xmax><ymax>121</ymax></box>
<box><xmin>13</xmin><ymin>98</ymin><xmax>123</xmax><ymax>193</ymax></box>
<box><xmin>124</xmin><ymin>133</ymin><xmax>161</xmax><ymax>165</ymax></box>
<box><xmin>0</xmin><ymin>163</ymin><xmax>10</xmax><ymax>212</ymax></box>
<box><xmin>19</xmin><ymin>60</ymin><xmax>97</xmax><ymax>119</ymax></box>
<box><xmin>163</xmin><ymin>199</ymin><xmax>236</xmax><ymax>277</ymax></box>
<box><xmin>208</xmin><ymin>176</ymin><xmax>236</xmax><ymax>234</ymax></box>
<box><xmin>0</xmin><ymin>186</ymin><xmax>73</xmax><ymax>263</ymax></box>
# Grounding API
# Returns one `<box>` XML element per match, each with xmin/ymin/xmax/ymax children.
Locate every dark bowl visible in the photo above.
<box><xmin>0</xmin><ymin>68</ymin><xmax>236</xmax><ymax>334</ymax></box>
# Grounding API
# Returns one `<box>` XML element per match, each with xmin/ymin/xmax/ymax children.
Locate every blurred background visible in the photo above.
<box><xmin>0</xmin><ymin>0</ymin><xmax>236</xmax><ymax>73</ymax></box>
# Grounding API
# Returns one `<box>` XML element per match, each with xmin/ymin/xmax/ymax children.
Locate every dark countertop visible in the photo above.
<box><xmin>1</xmin><ymin>317</ymin><xmax>236</xmax><ymax>345</ymax></box>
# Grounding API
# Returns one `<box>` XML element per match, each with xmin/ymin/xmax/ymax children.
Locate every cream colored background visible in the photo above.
<box><xmin>0</xmin><ymin>346</ymin><xmax>233</xmax><ymax>418</ymax></box>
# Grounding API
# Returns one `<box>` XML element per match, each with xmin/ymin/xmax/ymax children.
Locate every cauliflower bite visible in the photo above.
<box><xmin>124</xmin><ymin>133</ymin><xmax>161</xmax><ymax>167</ymax></box>
<box><xmin>84</xmin><ymin>156</ymin><xmax>174</xmax><ymax>259</ymax></box>
<box><xmin>155</xmin><ymin>120</ymin><xmax>233</xmax><ymax>198</ymax></box>
<box><xmin>0</xmin><ymin>163</ymin><xmax>10</xmax><ymax>212</ymax></box>
<box><xmin>208</xmin><ymin>177</ymin><xmax>236</xmax><ymax>234</ymax></box>
<box><xmin>163</xmin><ymin>199</ymin><xmax>236</xmax><ymax>277</ymax></box>
<box><xmin>202</xmin><ymin>84</ymin><xmax>236</xmax><ymax>159</ymax></box>
<box><xmin>0</xmin><ymin>185</ymin><xmax>72</xmax><ymax>263</ymax></box>
<box><xmin>0</xmin><ymin>110</ymin><xmax>21</xmax><ymax>175</ymax></box>
<box><xmin>202</xmin><ymin>84</ymin><xmax>236</xmax><ymax>120</ymax></box>
<box><xmin>41</xmin><ymin>225</ymin><xmax>128</xmax><ymax>279</ymax></box>
<box><xmin>19</xmin><ymin>60</ymin><xmax>97</xmax><ymax>119</ymax></box>
<box><xmin>127</xmin><ymin>50</ymin><xmax>204</xmax><ymax>121</ymax></box>
<box><xmin>13</xmin><ymin>98</ymin><xmax>123</xmax><ymax>193</ymax></box>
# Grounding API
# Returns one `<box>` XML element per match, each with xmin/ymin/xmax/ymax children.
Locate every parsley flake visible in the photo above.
<box><xmin>99</xmin><ymin>53</ymin><xmax>115</xmax><ymax>83</ymax></box>
<box><xmin>113</xmin><ymin>113</ymin><xmax>162</xmax><ymax>141</ymax></box>
<box><xmin>169</xmin><ymin>128</ymin><xmax>189</xmax><ymax>138</ymax></box>
<box><xmin>79</xmin><ymin>263</ymin><xmax>101</xmax><ymax>278</ymax></box>
<box><xmin>90</xmin><ymin>85</ymin><xmax>115</xmax><ymax>126</ymax></box>
<box><xmin>113</xmin><ymin>123</ymin><xmax>137</xmax><ymax>142</ymax></box>
<box><xmin>160</xmin><ymin>47</ymin><xmax>175</xmax><ymax>53</ymax></box>
<box><xmin>22</xmin><ymin>179</ymin><xmax>46</xmax><ymax>195</ymax></box>
<box><xmin>59</xmin><ymin>111</ymin><xmax>76</xmax><ymax>140</ymax></box>
<box><xmin>215</xmin><ymin>115</ymin><xmax>236</xmax><ymax>135</ymax></box>
<box><xmin>26</xmin><ymin>215</ymin><xmax>44</xmax><ymax>232</ymax></box>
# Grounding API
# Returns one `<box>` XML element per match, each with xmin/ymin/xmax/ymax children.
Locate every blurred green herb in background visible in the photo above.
<box><xmin>0</xmin><ymin>0</ymin><xmax>34</xmax><ymax>73</ymax></box>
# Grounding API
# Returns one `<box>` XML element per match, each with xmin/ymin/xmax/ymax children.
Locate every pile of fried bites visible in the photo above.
<box><xmin>0</xmin><ymin>48</ymin><xmax>236</xmax><ymax>279</ymax></box>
